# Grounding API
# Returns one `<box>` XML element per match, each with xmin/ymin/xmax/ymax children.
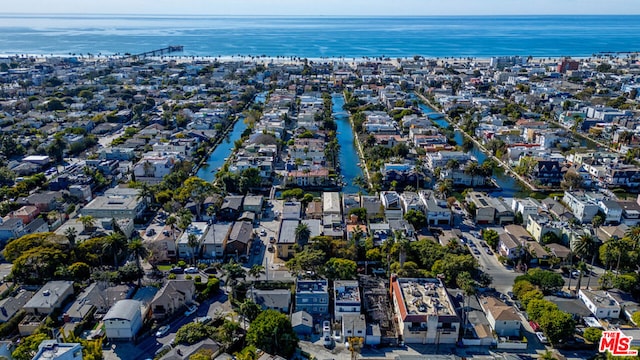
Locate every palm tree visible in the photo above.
<box><xmin>64</xmin><ymin>227</ymin><xmax>78</xmax><ymax>248</ymax></box>
<box><xmin>222</xmin><ymin>261</ymin><xmax>246</xmax><ymax>301</ymax></box>
<box><xmin>393</xmin><ymin>231</ymin><xmax>411</xmax><ymax>269</ymax></box>
<box><xmin>436</xmin><ymin>179</ymin><xmax>453</xmax><ymax>199</ymax></box>
<box><xmin>78</xmin><ymin>215</ymin><xmax>95</xmax><ymax>233</ymax></box>
<box><xmin>295</xmin><ymin>223</ymin><xmax>311</xmax><ymax>247</ymax></box>
<box><xmin>445</xmin><ymin>158</ymin><xmax>460</xmax><ymax>170</ymax></box>
<box><xmin>128</xmin><ymin>239</ymin><xmax>149</xmax><ymax>286</ymax></box>
<box><xmin>136</xmin><ymin>182</ymin><xmax>156</xmax><ymax>208</ymax></box>
<box><xmin>625</xmin><ymin>225</ymin><xmax>640</xmax><ymax>251</ymax></box>
<box><xmin>103</xmin><ymin>233</ymin><xmax>127</xmax><ymax>269</ymax></box>
<box><xmin>187</xmin><ymin>233</ymin><xmax>200</xmax><ymax>265</ymax></box>
<box><xmin>456</xmin><ymin>272</ymin><xmax>476</xmax><ymax>339</ymax></box>
<box><xmin>248</xmin><ymin>264</ymin><xmax>265</xmax><ymax>279</ymax></box>
<box><xmin>166</xmin><ymin>215</ymin><xmax>177</xmax><ymax>240</ymax></box>
<box><xmin>574</xmin><ymin>233</ymin><xmax>599</xmax><ymax>289</ymax></box>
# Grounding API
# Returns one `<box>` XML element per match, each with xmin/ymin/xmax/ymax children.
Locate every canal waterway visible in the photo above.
<box><xmin>196</xmin><ymin>92</ymin><xmax>267</xmax><ymax>182</ymax></box>
<box><xmin>332</xmin><ymin>93</ymin><xmax>365</xmax><ymax>194</ymax></box>
<box><xmin>418</xmin><ymin>103</ymin><xmax>526</xmax><ymax>197</ymax></box>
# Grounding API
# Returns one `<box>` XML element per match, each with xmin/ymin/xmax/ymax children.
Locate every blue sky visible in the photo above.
<box><xmin>3</xmin><ymin>0</ymin><xmax>639</xmax><ymax>15</ymax></box>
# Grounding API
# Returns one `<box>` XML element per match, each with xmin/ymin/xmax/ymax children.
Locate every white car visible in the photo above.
<box><xmin>260</xmin><ymin>229</ymin><xmax>267</xmax><ymax>236</ymax></box>
<box><xmin>155</xmin><ymin>325</ymin><xmax>170</xmax><ymax>337</ymax></box>
<box><xmin>184</xmin><ymin>304</ymin><xmax>197</xmax><ymax>317</ymax></box>
<box><xmin>536</xmin><ymin>332</ymin><xmax>549</xmax><ymax>344</ymax></box>
<box><xmin>184</xmin><ymin>267</ymin><xmax>199</xmax><ymax>274</ymax></box>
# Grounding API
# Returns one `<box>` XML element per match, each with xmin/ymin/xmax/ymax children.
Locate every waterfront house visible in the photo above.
<box><xmin>285</xmin><ymin>168</ymin><xmax>330</xmax><ymax>188</ymax></box>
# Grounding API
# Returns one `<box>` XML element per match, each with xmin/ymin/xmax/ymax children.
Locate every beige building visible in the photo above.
<box><xmin>150</xmin><ymin>280</ymin><xmax>196</xmax><ymax>320</ymax></box>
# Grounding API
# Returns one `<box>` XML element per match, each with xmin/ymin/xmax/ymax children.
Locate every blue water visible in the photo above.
<box><xmin>332</xmin><ymin>94</ymin><xmax>364</xmax><ymax>194</ymax></box>
<box><xmin>195</xmin><ymin>116</ymin><xmax>248</xmax><ymax>182</ymax></box>
<box><xmin>418</xmin><ymin>103</ymin><xmax>522</xmax><ymax>197</ymax></box>
<box><xmin>1</xmin><ymin>15</ymin><xmax>640</xmax><ymax>57</ymax></box>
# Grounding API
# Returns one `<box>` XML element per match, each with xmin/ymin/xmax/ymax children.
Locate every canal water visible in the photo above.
<box><xmin>196</xmin><ymin>92</ymin><xmax>267</xmax><ymax>182</ymax></box>
<box><xmin>418</xmin><ymin>103</ymin><xmax>525</xmax><ymax>197</ymax></box>
<box><xmin>332</xmin><ymin>93</ymin><xmax>365</xmax><ymax>194</ymax></box>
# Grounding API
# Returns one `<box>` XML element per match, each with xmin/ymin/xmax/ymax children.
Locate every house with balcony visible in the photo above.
<box><xmin>334</xmin><ymin>280</ymin><xmax>361</xmax><ymax>321</ymax></box>
<box><xmin>295</xmin><ymin>279</ymin><xmax>329</xmax><ymax>316</ymax></box>
<box><xmin>390</xmin><ymin>277</ymin><xmax>459</xmax><ymax>344</ymax></box>
<box><xmin>20</xmin><ymin>281</ymin><xmax>74</xmax><ymax>335</ymax></box>
<box><xmin>479</xmin><ymin>296</ymin><xmax>522</xmax><ymax>337</ymax></box>
<box><xmin>526</xmin><ymin>213</ymin><xmax>562</xmax><ymax>243</ymax></box>
<box><xmin>202</xmin><ymin>222</ymin><xmax>231</xmax><ymax>259</ymax></box>
<box><xmin>132</xmin><ymin>155</ymin><xmax>176</xmax><ymax>184</ymax></box>
<box><xmin>177</xmin><ymin>222</ymin><xmax>208</xmax><ymax>261</ymax></box>
<box><xmin>465</xmin><ymin>192</ymin><xmax>496</xmax><ymax>224</ymax></box>
<box><xmin>598</xmin><ymin>200</ymin><xmax>623</xmax><ymax>224</ymax></box>
<box><xmin>80</xmin><ymin>189</ymin><xmax>146</xmax><ymax>221</ymax></box>
<box><xmin>562</xmin><ymin>191</ymin><xmax>600</xmax><ymax>223</ymax></box>
<box><xmin>381</xmin><ymin>191</ymin><xmax>403</xmax><ymax>220</ymax></box>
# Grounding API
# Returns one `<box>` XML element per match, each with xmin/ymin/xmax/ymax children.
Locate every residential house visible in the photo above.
<box><xmin>177</xmin><ymin>222</ymin><xmax>208</xmax><ymax>261</ymax></box>
<box><xmin>24</xmin><ymin>218</ymin><xmax>49</xmax><ymax>235</ymax></box>
<box><xmin>8</xmin><ymin>205</ymin><xmax>40</xmax><ymax>224</ymax></box>
<box><xmin>465</xmin><ymin>192</ymin><xmax>495</xmax><ymax>224</ymax></box>
<box><xmin>598</xmin><ymin>200</ymin><xmax>623</xmax><ymax>224</ymax></box>
<box><xmin>243</xmin><ymin>195</ymin><xmax>264</xmax><ymax>218</ymax></box>
<box><xmin>219</xmin><ymin>195</ymin><xmax>244</xmax><ymax>221</ymax></box>
<box><xmin>305</xmin><ymin>200</ymin><xmax>323</xmax><ymax>220</ymax></box>
<box><xmin>562</xmin><ymin>191</ymin><xmax>600</xmax><ymax>224</ymax></box>
<box><xmin>291</xmin><ymin>310</ymin><xmax>313</xmax><ymax>337</ymax></box>
<box><xmin>248</xmin><ymin>288</ymin><xmax>292</xmax><ymax>313</ymax></box>
<box><xmin>202</xmin><ymin>222</ymin><xmax>232</xmax><ymax>259</ymax></box>
<box><xmin>20</xmin><ymin>191</ymin><xmax>64</xmax><ymax>212</ymax></box>
<box><xmin>64</xmin><ymin>283</ymin><xmax>131</xmax><ymax>322</ymax></box>
<box><xmin>607</xmin><ymin>289</ymin><xmax>640</xmax><ymax>322</ymax></box>
<box><xmin>578</xmin><ymin>289</ymin><xmax>621</xmax><ymax>319</ymax></box>
<box><xmin>391</xmin><ymin>277</ymin><xmax>459</xmax><ymax>344</ymax></box>
<box><xmin>479</xmin><ymin>296</ymin><xmax>522</xmax><ymax>337</ymax></box>
<box><xmin>225</xmin><ymin>221</ymin><xmax>253</xmax><ymax>259</ymax></box>
<box><xmin>0</xmin><ymin>290</ymin><xmax>33</xmax><ymax>323</ymax></box>
<box><xmin>150</xmin><ymin>280</ymin><xmax>196</xmax><ymax>320</ymax></box>
<box><xmin>491</xmin><ymin>197</ymin><xmax>515</xmax><ymax>225</ymax></box>
<box><xmin>282</xmin><ymin>201</ymin><xmax>302</xmax><ymax>220</ymax></box>
<box><xmin>0</xmin><ymin>218</ymin><xmax>25</xmax><ymax>243</ymax></box>
<box><xmin>531</xmin><ymin>160</ymin><xmax>562</xmax><ymax>186</ymax></box>
<box><xmin>511</xmin><ymin>198</ymin><xmax>540</xmax><ymax>226</ymax></box>
<box><xmin>32</xmin><ymin>340</ymin><xmax>83</xmax><ymax>360</ymax></box>
<box><xmin>132</xmin><ymin>155</ymin><xmax>176</xmax><ymax>184</ymax></box>
<box><xmin>323</xmin><ymin>192</ymin><xmax>342</xmax><ymax>216</ymax></box>
<box><xmin>419</xmin><ymin>190</ymin><xmax>451</xmax><ymax>226</ymax></box>
<box><xmin>334</xmin><ymin>280</ymin><xmax>361</xmax><ymax>321</ymax></box>
<box><xmin>144</xmin><ymin>226</ymin><xmax>177</xmax><ymax>263</ymax></box>
<box><xmin>104</xmin><ymin>299</ymin><xmax>143</xmax><ymax>341</ymax></box>
<box><xmin>360</xmin><ymin>195</ymin><xmax>383</xmax><ymax>219</ymax></box>
<box><xmin>400</xmin><ymin>192</ymin><xmax>424</xmax><ymax>214</ymax></box>
<box><xmin>20</xmin><ymin>281</ymin><xmax>74</xmax><ymax>335</ymax></box>
<box><xmin>276</xmin><ymin>220</ymin><xmax>298</xmax><ymax>259</ymax></box>
<box><xmin>285</xmin><ymin>168</ymin><xmax>330</xmax><ymax>187</ymax></box>
<box><xmin>498</xmin><ymin>233</ymin><xmax>521</xmax><ymax>260</ymax></box>
<box><xmin>342</xmin><ymin>314</ymin><xmax>367</xmax><ymax>342</ymax></box>
<box><xmin>526</xmin><ymin>213</ymin><xmax>562</xmax><ymax>243</ymax></box>
<box><xmin>295</xmin><ymin>279</ymin><xmax>329</xmax><ymax>316</ymax></box>
<box><xmin>380</xmin><ymin>191</ymin><xmax>403</xmax><ymax>220</ymax></box>
<box><xmin>80</xmin><ymin>190</ymin><xmax>146</xmax><ymax>221</ymax></box>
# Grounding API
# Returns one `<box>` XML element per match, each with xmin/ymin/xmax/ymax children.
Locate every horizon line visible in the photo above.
<box><xmin>1</xmin><ymin>12</ymin><xmax>639</xmax><ymax>17</ymax></box>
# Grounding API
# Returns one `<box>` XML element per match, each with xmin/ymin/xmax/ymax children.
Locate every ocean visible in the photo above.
<box><xmin>1</xmin><ymin>14</ymin><xmax>640</xmax><ymax>58</ymax></box>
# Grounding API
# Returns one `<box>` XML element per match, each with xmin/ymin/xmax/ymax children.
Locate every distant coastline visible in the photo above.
<box><xmin>1</xmin><ymin>15</ymin><xmax>640</xmax><ymax>58</ymax></box>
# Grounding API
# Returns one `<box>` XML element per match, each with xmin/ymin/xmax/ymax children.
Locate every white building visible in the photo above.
<box><xmin>479</xmin><ymin>296</ymin><xmax>522</xmax><ymax>337</ymax></box>
<box><xmin>177</xmin><ymin>222</ymin><xmax>209</xmax><ymax>260</ymax></box>
<box><xmin>334</xmin><ymin>280</ymin><xmax>361</xmax><ymax>321</ymax></box>
<box><xmin>390</xmin><ymin>277</ymin><xmax>459</xmax><ymax>344</ymax></box>
<box><xmin>104</xmin><ymin>299</ymin><xmax>143</xmax><ymax>341</ymax></box>
<box><xmin>32</xmin><ymin>340</ymin><xmax>83</xmax><ymax>360</ymax></box>
<box><xmin>578</xmin><ymin>289</ymin><xmax>621</xmax><ymax>319</ymax></box>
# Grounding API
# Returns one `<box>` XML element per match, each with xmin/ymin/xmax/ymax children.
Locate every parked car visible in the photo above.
<box><xmin>323</xmin><ymin>335</ymin><xmax>332</xmax><ymax>348</ymax></box>
<box><xmin>195</xmin><ymin>316</ymin><xmax>212</xmax><ymax>325</ymax></box>
<box><xmin>184</xmin><ymin>304</ymin><xmax>197</xmax><ymax>317</ymax></box>
<box><xmin>323</xmin><ymin>321</ymin><xmax>331</xmax><ymax>335</ymax></box>
<box><xmin>536</xmin><ymin>332</ymin><xmax>549</xmax><ymax>344</ymax></box>
<box><xmin>145</xmin><ymin>228</ymin><xmax>156</xmax><ymax>237</ymax></box>
<box><xmin>486</xmin><ymin>249</ymin><xmax>493</xmax><ymax>255</ymax></box>
<box><xmin>184</xmin><ymin>267</ymin><xmax>198</xmax><ymax>274</ymax></box>
<box><xmin>260</xmin><ymin>229</ymin><xmax>267</xmax><ymax>236</ymax></box>
<box><xmin>169</xmin><ymin>267</ymin><xmax>184</xmax><ymax>274</ymax></box>
<box><xmin>269</xmin><ymin>236</ymin><xmax>276</xmax><ymax>244</ymax></box>
<box><xmin>155</xmin><ymin>325</ymin><xmax>170</xmax><ymax>337</ymax></box>
<box><xmin>529</xmin><ymin>321</ymin><xmax>541</xmax><ymax>332</ymax></box>
<box><xmin>507</xmin><ymin>291</ymin><xmax>515</xmax><ymax>300</ymax></box>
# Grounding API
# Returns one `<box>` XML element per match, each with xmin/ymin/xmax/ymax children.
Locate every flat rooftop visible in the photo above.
<box><xmin>335</xmin><ymin>280</ymin><xmax>360</xmax><ymax>303</ymax></box>
<box><xmin>398</xmin><ymin>278</ymin><xmax>456</xmax><ymax>317</ymax></box>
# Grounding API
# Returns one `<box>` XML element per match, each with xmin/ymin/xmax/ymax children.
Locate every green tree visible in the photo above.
<box><xmin>178</xmin><ymin>177</ymin><xmax>215</xmax><ymax>220</ymax></box>
<box><xmin>222</xmin><ymin>260</ymin><xmax>246</xmax><ymax>301</ymax></box>
<box><xmin>632</xmin><ymin>311</ymin><xmax>640</xmax><ymax>326</ymax></box>
<box><xmin>347</xmin><ymin>208</ymin><xmax>367</xmax><ymax>222</ymax></box>
<box><xmin>239</xmin><ymin>299</ymin><xmax>262</xmax><ymax>322</ymax></box>
<box><xmin>294</xmin><ymin>222</ymin><xmax>311</xmax><ymax>247</ymax></box>
<box><xmin>187</xmin><ymin>233</ymin><xmax>200</xmax><ymax>265</ymax></box>
<box><xmin>174</xmin><ymin>322</ymin><xmax>212</xmax><ymax>345</ymax></box>
<box><xmin>128</xmin><ymin>239</ymin><xmax>149</xmax><ymax>286</ymax></box>
<box><xmin>248</xmin><ymin>264</ymin><xmax>265</xmax><ymax>279</ymax></box>
<box><xmin>78</xmin><ymin>215</ymin><xmax>96</xmax><ymax>232</ymax></box>
<box><xmin>538</xmin><ymin>310</ymin><xmax>575</xmax><ymax>344</ymax></box>
<box><xmin>285</xmin><ymin>248</ymin><xmax>325</xmax><ymax>276</ymax></box>
<box><xmin>583</xmin><ymin>327</ymin><xmax>603</xmax><ymax>344</ymax></box>
<box><xmin>12</xmin><ymin>333</ymin><xmax>49</xmax><ymax>360</ymax></box>
<box><xmin>246</xmin><ymin>310</ymin><xmax>298</xmax><ymax>358</ymax></box>
<box><xmin>322</xmin><ymin>258</ymin><xmax>357</xmax><ymax>281</ymax></box>
<box><xmin>403</xmin><ymin>209</ymin><xmax>427</xmax><ymax>229</ymax></box>
<box><xmin>68</xmin><ymin>262</ymin><xmax>91</xmax><ymax>281</ymax></box>
<box><xmin>482</xmin><ymin>229</ymin><xmax>500</xmax><ymax>250</ymax></box>
<box><xmin>526</xmin><ymin>299</ymin><xmax>558</xmax><ymax>322</ymax></box>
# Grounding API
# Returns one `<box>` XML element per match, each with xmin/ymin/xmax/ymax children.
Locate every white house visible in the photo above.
<box><xmin>104</xmin><ymin>300</ymin><xmax>143</xmax><ymax>341</ymax></box>
<box><xmin>480</xmin><ymin>296</ymin><xmax>522</xmax><ymax>337</ymax></box>
<box><xmin>578</xmin><ymin>289</ymin><xmax>621</xmax><ymax>319</ymax></box>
